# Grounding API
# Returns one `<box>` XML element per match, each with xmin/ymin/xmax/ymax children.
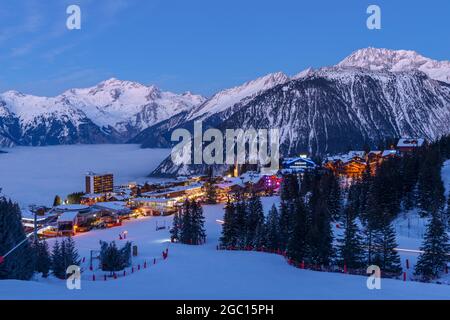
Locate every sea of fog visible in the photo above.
<box><xmin>0</xmin><ymin>144</ymin><xmax>170</xmax><ymax>207</ymax></box>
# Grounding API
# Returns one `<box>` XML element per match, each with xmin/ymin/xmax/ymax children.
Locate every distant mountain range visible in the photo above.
<box><xmin>0</xmin><ymin>78</ymin><xmax>205</xmax><ymax>147</ymax></box>
<box><xmin>1</xmin><ymin>47</ymin><xmax>450</xmax><ymax>177</ymax></box>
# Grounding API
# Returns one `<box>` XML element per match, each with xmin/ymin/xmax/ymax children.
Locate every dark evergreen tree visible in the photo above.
<box><xmin>33</xmin><ymin>240</ymin><xmax>51</xmax><ymax>278</ymax></box>
<box><xmin>170</xmin><ymin>209</ymin><xmax>182</xmax><ymax>241</ymax></box>
<box><xmin>220</xmin><ymin>200</ymin><xmax>238</xmax><ymax>247</ymax></box>
<box><xmin>417</xmin><ymin>149</ymin><xmax>445</xmax><ymax>217</ymax></box>
<box><xmin>180</xmin><ymin>200</ymin><xmax>193</xmax><ymax>244</ymax></box>
<box><xmin>53</xmin><ymin>195</ymin><xmax>62</xmax><ymax>207</ymax></box>
<box><xmin>62</xmin><ymin>237</ymin><xmax>81</xmax><ymax>273</ymax></box>
<box><xmin>327</xmin><ymin>172</ymin><xmax>342</xmax><ymax>221</ymax></box>
<box><xmin>0</xmin><ymin>197</ymin><xmax>34</xmax><ymax>280</ymax></box>
<box><xmin>415</xmin><ymin>213</ymin><xmax>450</xmax><ymax>280</ymax></box>
<box><xmin>287</xmin><ymin>199</ymin><xmax>309</xmax><ymax>263</ymax></box>
<box><xmin>190</xmin><ymin>201</ymin><xmax>206</xmax><ymax>245</ymax></box>
<box><xmin>306</xmin><ymin>173</ymin><xmax>334</xmax><ymax>266</ymax></box>
<box><xmin>245</xmin><ymin>194</ymin><xmax>265</xmax><ymax>247</ymax></box>
<box><xmin>337</xmin><ymin>207</ymin><xmax>365</xmax><ymax>269</ymax></box>
<box><xmin>372</xmin><ymin>216</ymin><xmax>402</xmax><ymax>276</ymax></box>
<box><xmin>51</xmin><ymin>240</ymin><xmax>65</xmax><ymax>279</ymax></box>
<box><xmin>66</xmin><ymin>192</ymin><xmax>85</xmax><ymax>205</ymax></box>
<box><xmin>99</xmin><ymin>241</ymin><xmax>131</xmax><ymax>275</ymax></box>
<box><xmin>234</xmin><ymin>197</ymin><xmax>248</xmax><ymax>248</ymax></box>
<box><xmin>265</xmin><ymin>205</ymin><xmax>280</xmax><ymax>250</ymax></box>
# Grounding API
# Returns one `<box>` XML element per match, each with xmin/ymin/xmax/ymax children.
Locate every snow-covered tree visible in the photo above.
<box><xmin>415</xmin><ymin>213</ymin><xmax>450</xmax><ymax>280</ymax></box>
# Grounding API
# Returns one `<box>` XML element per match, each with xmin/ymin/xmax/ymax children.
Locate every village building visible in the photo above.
<box><xmin>93</xmin><ymin>201</ymin><xmax>131</xmax><ymax>218</ymax></box>
<box><xmin>85</xmin><ymin>172</ymin><xmax>114</xmax><ymax>194</ymax></box>
<box><xmin>281</xmin><ymin>155</ymin><xmax>317</xmax><ymax>174</ymax></box>
<box><xmin>396</xmin><ymin>138</ymin><xmax>425</xmax><ymax>154</ymax></box>
<box><xmin>141</xmin><ymin>183</ymin><xmax>205</xmax><ymax>203</ymax></box>
<box><xmin>129</xmin><ymin>197</ymin><xmax>177</xmax><ymax>216</ymax></box>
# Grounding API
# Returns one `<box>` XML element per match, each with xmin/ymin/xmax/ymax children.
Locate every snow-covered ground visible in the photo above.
<box><xmin>2</xmin><ymin>197</ymin><xmax>450</xmax><ymax>300</ymax></box>
<box><xmin>0</xmin><ymin>144</ymin><xmax>169</xmax><ymax>207</ymax></box>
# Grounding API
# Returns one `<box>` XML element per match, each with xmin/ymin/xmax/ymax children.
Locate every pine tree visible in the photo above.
<box><xmin>245</xmin><ymin>194</ymin><xmax>265</xmax><ymax>247</ymax></box>
<box><xmin>415</xmin><ymin>213</ymin><xmax>450</xmax><ymax>280</ymax></box>
<box><xmin>265</xmin><ymin>205</ymin><xmax>280</xmax><ymax>250</ymax></box>
<box><xmin>190</xmin><ymin>201</ymin><xmax>206</xmax><ymax>245</ymax></box>
<box><xmin>180</xmin><ymin>200</ymin><xmax>193</xmax><ymax>244</ymax></box>
<box><xmin>337</xmin><ymin>207</ymin><xmax>365</xmax><ymax>270</ymax></box>
<box><xmin>327</xmin><ymin>172</ymin><xmax>342</xmax><ymax>221</ymax></box>
<box><xmin>372</xmin><ymin>216</ymin><xmax>402</xmax><ymax>276</ymax></box>
<box><xmin>234</xmin><ymin>197</ymin><xmax>248</xmax><ymax>248</ymax></box>
<box><xmin>220</xmin><ymin>200</ymin><xmax>238</xmax><ymax>247</ymax></box>
<box><xmin>306</xmin><ymin>173</ymin><xmax>334</xmax><ymax>266</ymax></box>
<box><xmin>99</xmin><ymin>241</ymin><xmax>127</xmax><ymax>275</ymax></box>
<box><xmin>51</xmin><ymin>240</ymin><xmax>65</xmax><ymax>279</ymax></box>
<box><xmin>278</xmin><ymin>201</ymin><xmax>291</xmax><ymax>250</ymax></box>
<box><xmin>33</xmin><ymin>240</ymin><xmax>51</xmax><ymax>278</ymax></box>
<box><xmin>120</xmin><ymin>241</ymin><xmax>132</xmax><ymax>268</ymax></box>
<box><xmin>287</xmin><ymin>199</ymin><xmax>309</xmax><ymax>263</ymax></box>
<box><xmin>63</xmin><ymin>237</ymin><xmax>80</xmax><ymax>269</ymax></box>
<box><xmin>170</xmin><ymin>209</ymin><xmax>182</xmax><ymax>241</ymax></box>
<box><xmin>417</xmin><ymin>149</ymin><xmax>445</xmax><ymax>217</ymax></box>
<box><xmin>0</xmin><ymin>197</ymin><xmax>35</xmax><ymax>280</ymax></box>
<box><xmin>53</xmin><ymin>195</ymin><xmax>62</xmax><ymax>207</ymax></box>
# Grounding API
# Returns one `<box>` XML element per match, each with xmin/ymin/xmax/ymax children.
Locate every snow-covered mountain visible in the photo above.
<box><xmin>0</xmin><ymin>79</ymin><xmax>205</xmax><ymax>146</ymax></box>
<box><xmin>133</xmin><ymin>48</ymin><xmax>450</xmax><ymax>177</ymax></box>
<box><xmin>338</xmin><ymin>47</ymin><xmax>450</xmax><ymax>84</ymax></box>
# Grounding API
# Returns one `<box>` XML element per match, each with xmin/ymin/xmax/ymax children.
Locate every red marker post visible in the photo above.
<box><xmin>0</xmin><ymin>256</ymin><xmax>4</xmax><ymax>265</ymax></box>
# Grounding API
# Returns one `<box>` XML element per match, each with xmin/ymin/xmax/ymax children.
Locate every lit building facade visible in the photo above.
<box><xmin>85</xmin><ymin>172</ymin><xmax>114</xmax><ymax>194</ymax></box>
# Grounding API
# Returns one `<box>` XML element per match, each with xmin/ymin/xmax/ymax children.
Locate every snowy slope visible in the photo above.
<box><xmin>63</xmin><ymin>78</ymin><xmax>205</xmax><ymax>133</ymax></box>
<box><xmin>2</xmin><ymin>197</ymin><xmax>450</xmax><ymax>300</ymax></box>
<box><xmin>338</xmin><ymin>47</ymin><xmax>450</xmax><ymax>84</ymax></box>
<box><xmin>186</xmin><ymin>72</ymin><xmax>289</xmax><ymax>121</ymax></box>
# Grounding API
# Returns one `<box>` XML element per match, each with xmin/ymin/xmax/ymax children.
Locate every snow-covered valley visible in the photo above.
<box><xmin>0</xmin><ymin>144</ymin><xmax>170</xmax><ymax>207</ymax></box>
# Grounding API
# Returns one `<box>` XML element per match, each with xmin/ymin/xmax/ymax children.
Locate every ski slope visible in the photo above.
<box><xmin>2</xmin><ymin>197</ymin><xmax>450</xmax><ymax>300</ymax></box>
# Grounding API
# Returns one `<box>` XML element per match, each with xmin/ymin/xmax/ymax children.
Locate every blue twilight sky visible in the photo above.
<box><xmin>0</xmin><ymin>0</ymin><xmax>448</xmax><ymax>97</ymax></box>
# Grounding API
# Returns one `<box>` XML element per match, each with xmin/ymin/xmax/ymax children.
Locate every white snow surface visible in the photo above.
<box><xmin>186</xmin><ymin>72</ymin><xmax>289</xmax><ymax>121</ymax></box>
<box><xmin>0</xmin><ymin>78</ymin><xmax>205</xmax><ymax>131</ymax></box>
<box><xmin>1</xmin><ymin>197</ymin><xmax>450</xmax><ymax>299</ymax></box>
<box><xmin>0</xmin><ymin>145</ymin><xmax>169</xmax><ymax>207</ymax></box>
<box><xmin>338</xmin><ymin>47</ymin><xmax>450</xmax><ymax>84</ymax></box>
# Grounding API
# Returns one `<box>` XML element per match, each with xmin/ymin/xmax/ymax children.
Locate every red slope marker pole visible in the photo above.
<box><xmin>0</xmin><ymin>256</ymin><xmax>4</xmax><ymax>265</ymax></box>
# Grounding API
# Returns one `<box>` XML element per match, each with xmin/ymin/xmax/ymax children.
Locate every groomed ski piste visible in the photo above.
<box><xmin>2</xmin><ymin>195</ymin><xmax>450</xmax><ymax>300</ymax></box>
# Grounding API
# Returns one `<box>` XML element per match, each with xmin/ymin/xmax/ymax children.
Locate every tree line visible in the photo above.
<box><xmin>171</xmin><ymin>200</ymin><xmax>206</xmax><ymax>245</ymax></box>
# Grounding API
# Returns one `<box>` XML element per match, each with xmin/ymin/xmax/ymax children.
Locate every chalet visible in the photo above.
<box><xmin>323</xmin><ymin>151</ymin><xmax>367</xmax><ymax>178</ymax></box>
<box><xmin>396</xmin><ymin>138</ymin><xmax>425</xmax><ymax>154</ymax></box>
<box><xmin>80</xmin><ymin>193</ymin><xmax>106</xmax><ymax>206</ymax></box>
<box><xmin>57</xmin><ymin>211</ymin><xmax>79</xmax><ymax>236</ymax></box>
<box><xmin>281</xmin><ymin>156</ymin><xmax>317</xmax><ymax>174</ymax></box>
<box><xmin>216</xmin><ymin>182</ymin><xmax>244</xmax><ymax>202</ymax></box>
<box><xmin>93</xmin><ymin>201</ymin><xmax>131</xmax><ymax>217</ymax></box>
